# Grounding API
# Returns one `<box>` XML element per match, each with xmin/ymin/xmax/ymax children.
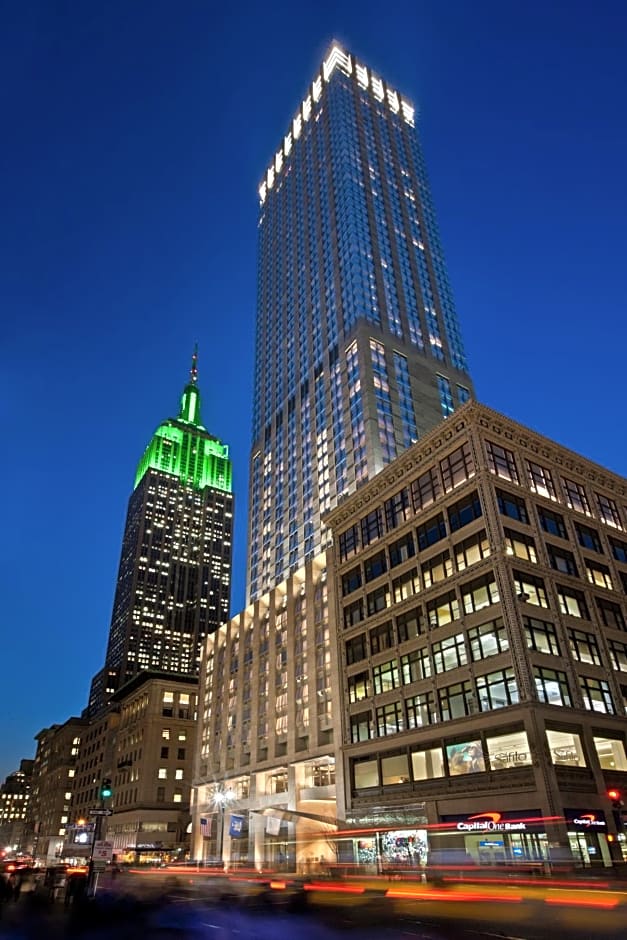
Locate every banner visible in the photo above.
<box><xmin>229</xmin><ymin>814</ymin><xmax>245</xmax><ymax>838</ymax></box>
<box><xmin>265</xmin><ymin>815</ymin><xmax>281</xmax><ymax>836</ymax></box>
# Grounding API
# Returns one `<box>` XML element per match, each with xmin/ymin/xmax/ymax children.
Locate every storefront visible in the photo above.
<box><xmin>439</xmin><ymin>809</ymin><xmax>550</xmax><ymax>867</ymax></box>
<box><xmin>564</xmin><ymin>808</ymin><xmax>612</xmax><ymax>867</ymax></box>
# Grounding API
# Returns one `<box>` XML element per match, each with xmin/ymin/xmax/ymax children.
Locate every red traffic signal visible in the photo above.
<box><xmin>607</xmin><ymin>788</ymin><xmax>622</xmax><ymax>802</ymax></box>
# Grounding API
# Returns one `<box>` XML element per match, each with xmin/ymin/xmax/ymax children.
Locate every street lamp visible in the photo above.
<box><xmin>212</xmin><ymin>786</ymin><xmax>234</xmax><ymax>869</ymax></box>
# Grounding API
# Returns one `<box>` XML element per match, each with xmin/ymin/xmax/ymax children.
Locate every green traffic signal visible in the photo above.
<box><xmin>100</xmin><ymin>778</ymin><xmax>113</xmax><ymax>799</ymax></box>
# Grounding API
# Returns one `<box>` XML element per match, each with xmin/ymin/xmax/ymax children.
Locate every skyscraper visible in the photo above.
<box><xmin>248</xmin><ymin>43</ymin><xmax>474</xmax><ymax>601</ymax></box>
<box><xmin>88</xmin><ymin>351</ymin><xmax>233</xmax><ymax>716</ymax></box>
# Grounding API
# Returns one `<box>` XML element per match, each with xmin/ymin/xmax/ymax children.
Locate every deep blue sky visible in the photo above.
<box><xmin>2</xmin><ymin>0</ymin><xmax>626</xmax><ymax>784</ymax></box>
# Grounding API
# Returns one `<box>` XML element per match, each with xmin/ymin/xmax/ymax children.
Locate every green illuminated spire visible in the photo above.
<box><xmin>134</xmin><ymin>348</ymin><xmax>233</xmax><ymax>494</ymax></box>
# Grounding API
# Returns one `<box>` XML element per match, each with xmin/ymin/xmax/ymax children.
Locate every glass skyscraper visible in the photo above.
<box><xmin>247</xmin><ymin>43</ymin><xmax>474</xmax><ymax>601</ymax></box>
<box><xmin>88</xmin><ymin>352</ymin><xmax>234</xmax><ymax>716</ymax></box>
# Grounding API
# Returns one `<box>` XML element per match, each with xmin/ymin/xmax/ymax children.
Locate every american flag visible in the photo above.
<box><xmin>200</xmin><ymin>817</ymin><xmax>211</xmax><ymax>838</ymax></box>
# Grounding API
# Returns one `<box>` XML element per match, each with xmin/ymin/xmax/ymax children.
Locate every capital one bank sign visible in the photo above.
<box><xmin>442</xmin><ymin>809</ymin><xmax>543</xmax><ymax>833</ymax></box>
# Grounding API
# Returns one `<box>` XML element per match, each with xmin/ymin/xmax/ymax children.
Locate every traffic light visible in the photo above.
<box><xmin>100</xmin><ymin>778</ymin><xmax>113</xmax><ymax>800</ymax></box>
<box><xmin>607</xmin><ymin>788</ymin><xmax>624</xmax><ymax>831</ymax></box>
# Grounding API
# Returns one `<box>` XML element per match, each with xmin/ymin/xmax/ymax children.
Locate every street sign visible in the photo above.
<box><xmin>89</xmin><ymin>809</ymin><xmax>113</xmax><ymax>817</ymax></box>
<box><xmin>93</xmin><ymin>840</ymin><xmax>114</xmax><ymax>861</ymax></box>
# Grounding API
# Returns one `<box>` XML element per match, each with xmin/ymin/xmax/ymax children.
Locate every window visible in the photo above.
<box><xmin>344</xmin><ymin>599</ymin><xmax>364</xmax><ymax>628</ymax></box>
<box><xmin>384</xmin><ymin>487</ymin><xmax>412</xmax><ymax>530</ymax></box>
<box><xmin>411</xmin><ymin>467</ymin><xmax>442</xmax><ymax>512</ymax></box>
<box><xmin>389</xmin><ymin>532</ymin><xmax>415</xmax><ymax>568</ymax></box>
<box><xmin>427</xmin><ymin>590</ymin><xmax>460</xmax><ymax>628</ymax></box>
<box><xmin>342</xmin><ymin>566</ymin><xmax>362</xmax><ymax>596</ymax></box>
<box><xmin>526</xmin><ymin>460</ymin><xmax>557</xmax><ymax>500</ymax></box>
<box><xmin>367</xmin><ymin>584</ymin><xmax>390</xmax><ymax>615</ymax></box>
<box><xmin>557</xmin><ymin>585</ymin><xmax>589</xmax><ymax>619</ymax></box>
<box><xmin>440</xmin><ymin>442</ymin><xmax>475</xmax><ymax>492</ymax></box>
<box><xmin>376</xmin><ymin>701</ymin><xmax>404</xmax><ymax>736</ymax></box>
<box><xmin>461</xmin><ymin>574</ymin><xmax>500</xmax><ymax>614</ymax></box>
<box><xmin>576</xmin><ymin>523</ymin><xmax>603</xmax><ymax>554</ymax></box>
<box><xmin>346</xmin><ymin>634</ymin><xmax>367</xmax><ymax>665</ymax></box>
<box><xmin>339</xmin><ymin>524</ymin><xmax>359</xmax><ymax>561</ymax></box>
<box><xmin>476</xmin><ymin>669</ymin><xmax>519</xmax><ymax>710</ymax></box>
<box><xmin>504</xmin><ymin>528</ymin><xmax>537</xmax><ymax>563</ymax></box>
<box><xmin>396</xmin><ymin>607</ymin><xmax>423</xmax><ymax>642</ymax></box>
<box><xmin>610</xmin><ymin>536</ymin><xmax>627</xmax><ymax>563</ymax></box>
<box><xmin>173</xmin><ymin>788</ymin><xmax>183</xmax><ymax>803</ymax></box>
<box><xmin>369</xmin><ymin>621</ymin><xmax>394</xmax><ymax>654</ymax></box>
<box><xmin>177</xmin><ymin>748</ymin><xmax>185</xmax><ymax>760</ymax></box>
<box><xmin>579</xmin><ymin>676</ymin><xmax>615</xmax><ymax>714</ymax></box>
<box><xmin>538</xmin><ymin>507</ymin><xmax>568</xmax><ymax>539</ymax></box>
<box><xmin>361</xmin><ymin>508</ymin><xmax>384</xmax><ymax>546</ymax></box>
<box><xmin>547</xmin><ymin>544</ymin><xmax>578</xmax><ymax>576</ymax></box>
<box><xmin>350</xmin><ymin>711</ymin><xmax>373</xmax><ymax>743</ymax></box>
<box><xmin>162</xmin><ymin>729</ymin><xmax>170</xmax><ymax>740</ymax></box>
<box><xmin>524</xmin><ymin>616</ymin><xmax>560</xmax><ymax>655</ymax></box>
<box><xmin>158</xmin><ymin>768</ymin><xmax>167</xmax><ymax>779</ymax></box>
<box><xmin>421</xmin><ymin>550</ymin><xmax>452</xmax><ymax>587</ymax></box>
<box><xmin>448</xmin><ymin>491</ymin><xmax>482</xmax><ymax>532</ymax></box>
<box><xmin>439</xmin><ymin>680</ymin><xmax>475</xmax><ymax>720</ymax></box>
<box><xmin>411</xmin><ymin>745</ymin><xmax>444</xmax><ymax>779</ymax></box>
<box><xmin>373</xmin><ymin>659</ymin><xmax>400</xmax><ymax>694</ymax></box>
<box><xmin>514</xmin><ymin>571</ymin><xmax>549</xmax><ymax>608</ymax></box>
<box><xmin>497</xmin><ymin>488</ymin><xmax>528</xmax><ymax>524</ymax></box>
<box><xmin>446</xmin><ymin>740</ymin><xmax>486</xmax><ymax>775</ymax></box>
<box><xmin>156</xmin><ymin>786</ymin><xmax>165</xmax><ymax>802</ymax></box>
<box><xmin>406</xmin><ymin>691</ymin><xmax>437</xmax><ymax>728</ymax></box>
<box><xmin>593</xmin><ymin>736</ymin><xmax>627</xmax><ymax>771</ymax></box>
<box><xmin>432</xmin><ymin>633</ymin><xmax>467</xmax><ymax>672</ymax></box>
<box><xmin>160</xmin><ymin>746</ymin><xmax>169</xmax><ymax>759</ymax></box>
<box><xmin>468</xmin><ymin>617</ymin><xmax>510</xmax><ymax>660</ymax></box>
<box><xmin>585</xmin><ymin>561</ymin><xmax>613</xmax><ymax>590</ymax></box>
<box><xmin>486</xmin><ymin>441</ymin><xmax>519</xmax><ymax>483</ymax></box>
<box><xmin>534</xmin><ymin>667</ymin><xmax>571</xmax><ymax>706</ymax></box>
<box><xmin>562</xmin><ymin>478</ymin><xmax>591</xmax><ymax>516</ymax></box>
<box><xmin>382</xmin><ymin>753</ymin><xmax>410</xmax><ymax>785</ymax></box>
<box><xmin>354</xmin><ymin>758</ymin><xmax>379</xmax><ymax>789</ymax></box>
<box><xmin>364</xmin><ymin>550</ymin><xmax>387</xmax><ymax>582</ymax></box>
<box><xmin>486</xmin><ymin>730</ymin><xmax>532</xmax><ymax>770</ymax></box>
<box><xmin>596</xmin><ymin>598</ymin><xmax>625</xmax><ymax>631</ymax></box>
<box><xmin>348</xmin><ymin>671</ymin><xmax>370</xmax><ymax>703</ymax></box>
<box><xmin>455</xmin><ymin>530</ymin><xmax>490</xmax><ymax>571</ymax></box>
<box><xmin>392</xmin><ymin>568</ymin><xmax>419</xmax><ymax>603</ymax></box>
<box><xmin>546</xmin><ymin>729</ymin><xmax>586</xmax><ymax>766</ymax></box>
<box><xmin>175</xmin><ymin>768</ymin><xmax>184</xmax><ymax>780</ymax></box>
<box><xmin>417</xmin><ymin>513</ymin><xmax>446</xmax><ymax>550</ymax></box>
<box><xmin>596</xmin><ymin>493</ymin><xmax>622</xmax><ymax>529</ymax></box>
<box><xmin>568</xmin><ymin>628</ymin><xmax>601</xmax><ymax>665</ymax></box>
<box><xmin>401</xmin><ymin>647</ymin><xmax>431</xmax><ymax>683</ymax></box>
<box><xmin>609</xmin><ymin>639</ymin><xmax>627</xmax><ymax>671</ymax></box>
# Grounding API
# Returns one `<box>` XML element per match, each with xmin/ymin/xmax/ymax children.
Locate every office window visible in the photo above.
<box><xmin>346</xmin><ymin>634</ymin><xmax>367</xmax><ymax>665</ymax></box>
<box><xmin>348</xmin><ymin>671</ymin><xmax>370</xmax><ymax>703</ymax></box>
<box><xmin>427</xmin><ymin>590</ymin><xmax>460</xmax><ymax>628</ymax></box>
<box><xmin>421</xmin><ymin>550</ymin><xmax>452</xmax><ymax>588</ymax></box>
<box><xmin>526</xmin><ymin>460</ymin><xmax>557</xmax><ymax>500</ymax></box>
<box><xmin>461</xmin><ymin>574</ymin><xmax>500</xmax><ymax>614</ymax></box>
<box><xmin>369</xmin><ymin>621</ymin><xmax>394</xmax><ymax>654</ymax></box>
<box><xmin>406</xmin><ymin>690</ymin><xmax>438</xmax><ymax>728</ymax></box>
<box><xmin>438</xmin><ymin>680</ymin><xmax>474</xmax><ymax>720</ymax></box>
<box><xmin>177</xmin><ymin>748</ymin><xmax>185</xmax><ymax>760</ymax></box>
<box><xmin>411</xmin><ymin>744</ymin><xmax>445</xmax><ymax>779</ymax></box>
<box><xmin>534</xmin><ymin>667</ymin><xmax>571</xmax><ymax>706</ymax></box>
<box><xmin>392</xmin><ymin>568</ymin><xmax>419</xmax><ymax>603</ymax></box>
<box><xmin>455</xmin><ymin>530</ymin><xmax>490</xmax><ymax>571</ymax></box>
<box><xmin>342</xmin><ymin>566</ymin><xmax>362</xmax><ymax>596</ymax></box>
<box><xmin>557</xmin><ymin>585</ymin><xmax>589</xmax><ymax>619</ymax></box>
<box><xmin>486</xmin><ymin>730</ymin><xmax>532</xmax><ymax>770</ymax></box>
<box><xmin>576</xmin><ymin>523</ymin><xmax>603</xmax><ymax>554</ymax></box>
<box><xmin>486</xmin><ymin>441</ymin><xmax>519</xmax><ymax>483</ymax></box>
<box><xmin>343</xmin><ymin>599</ymin><xmax>364</xmax><ymax>629</ymax></box>
<box><xmin>547</xmin><ymin>544</ymin><xmax>578</xmax><ymax>577</ymax></box>
<box><xmin>364</xmin><ymin>550</ymin><xmax>387</xmax><ymax>582</ymax></box>
<box><xmin>538</xmin><ymin>507</ymin><xmax>568</xmax><ymax>539</ymax></box>
<box><xmin>376</xmin><ymin>701</ymin><xmax>404</xmax><ymax>736</ymax></box>
<box><xmin>609</xmin><ymin>639</ymin><xmax>627</xmax><ymax>671</ymax></box>
<box><xmin>524</xmin><ymin>616</ymin><xmax>560</xmax><ymax>655</ymax></box>
<box><xmin>384</xmin><ymin>487</ymin><xmax>412</xmax><ymax>530</ymax></box>
<box><xmin>361</xmin><ymin>508</ymin><xmax>384</xmax><ymax>546</ymax></box>
<box><xmin>160</xmin><ymin>747</ymin><xmax>169</xmax><ymax>759</ymax></box>
<box><xmin>579</xmin><ymin>676</ymin><xmax>615</xmax><ymax>714</ymax></box>
<box><xmin>546</xmin><ymin>729</ymin><xmax>586</xmax><ymax>766</ymax></box>
<box><xmin>389</xmin><ymin>532</ymin><xmax>415</xmax><ymax>568</ymax></box>
<box><xmin>396</xmin><ymin>607</ymin><xmax>424</xmax><ymax>643</ymax></box>
<box><xmin>156</xmin><ymin>786</ymin><xmax>165</xmax><ymax>802</ymax></box>
<box><xmin>585</xmin><ymin>561</ymin><xmax>614</xmax><ymax>590</ymax></box>
<box><xmin>417</xmin><ymin>512</ymin><xmax>446</xmax><ymax>550</ymax></box>
<box><xmin>476</xmin><ymin>668</ymin><xmax>518</xmax><ymax>710</ymax></box>
<box><xmin>373</xmin><ymin>659</ymin><xmax>400</xmax><ymax>694</ymax></box>
<box><xmin>497</xmin><ymin>488</ymin><xmax>528</xmax><ymax>524</ymax></box>
<box><xmin>354</xmin><ymin>758</ymin><xmax>379</xmax><ymax>789</ymax></box>
<box><xmin>158</xmin><ymin>768</ymin><xmax>167</xmax><ymax>779</ymax></box>
<box><xmin>401</xmin><ymin>647</ymin><xmax>431</xmax><ymax>683</ymax></box>
<box><xmin>339</xmin><ymin>524</ymin><xmax>359</xmax><ymax>561</ymax></box>
<box><xmin>593</xmin><ymin>736</ymin><xmax>627</xmax><ymax>771</ymax></box>
<box><xmin>432</xmin><ymin>633</ymin><xmax>467</xmax><ymax>672</ymax></box>
<box><xmin>468</xmin><ymin>617</ymin><xmax>509</xmax><ymax>660</ymax></box>
<box><xmin>514</xmin><ymin>571</ymin><xmax>549</xmax><ymax>608</ymax></box>
<box><xmin>173</xmin><ymin>788</ymin><xmax>183</xmax><ymax>804</ymax></box>
<box><xmin>610</xmin><ymin>536</ymin><xmax>627</xmax><ymax>563</ymax></box>
<box><xmin>382</xmin><ymin>753</ymin><xmax>410</xmax><ymax>786</ymax></box>
<box><xmin>350</xmin><ymin>711</ymin><xmax>373</xmax><ymax>743</ymax></box>
<box><xmin>411</xmin><ymin>466</ymin><xmax>442</xmax><ymax>512</ymax></box>
<box><xmin>568</xmin><ymin>628</ymin><xmax>601</xmax><ymax>665</ymax></box>
<box><xmin>448</xmin><ymin>491</ymin><xmax>482</xmax><ymax>532</ymax></box>
<box><xmin>562</xmin><ymin>478</ymin><xmax>591</xmax><ymax>516</ymax></box>
<box><xmin>440</xmin><ymin>442</ymin><xmax>475</xmax><ymax>492</ymax></box>
<box><xmin>504</xmin><ymin>528</ymin><xmax>537</xmax><ymax>563</ymax></box>
<box><xmin>367</xmin><ymin>584</ymin><xmax>390</xmax><ymax>616</ymax></box>
<box><xmin>175</xmin><ymin>769</ymin><xmax>184</xmax><ymax>780</ymax></box>
<box><xmin>596</xmin><ymin>598</ymin><xmax>625</xmax><ymax>631</ymax></box>
<box><xmin>597</xmin><ymin>493</ymin><xmax>622</xmax><ymax>529</ymax></box>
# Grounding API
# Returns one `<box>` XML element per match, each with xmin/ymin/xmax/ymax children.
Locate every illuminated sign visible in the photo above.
<box><xmin>565</xmin><ymin>809</ymin><xmax>607</xmax><ymax>831</ymax></box>
<box><xmin>441</xmin><ymin>809</ymin><xmax>543</xmax><ymax>833</ymax></box>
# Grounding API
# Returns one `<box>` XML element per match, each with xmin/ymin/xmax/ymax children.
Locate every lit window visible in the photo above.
<box><xmin>546</xmin><ymin>729</ymin><xmax>586</xmax><ymax>766</ymax></box>
<box><xmin>158</xmin><ymin>768</ymin><xmax>167</xmax><ymax>779</ymax></box>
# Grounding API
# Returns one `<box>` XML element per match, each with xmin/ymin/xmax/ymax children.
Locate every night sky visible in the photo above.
<box><xmin>2</xmin><ymin>0</ymin><xmax>626</xmax><ymax>785</ymax></box>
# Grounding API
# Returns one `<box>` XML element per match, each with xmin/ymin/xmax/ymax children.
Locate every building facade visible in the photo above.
<box><xmin>326</xmin><ymin>402</ymin><xmax>627</xmax><ymax>869</ymax></box>
<box><xmin>88</xmin><ymin>352</ymin><xmax>233</xmax><ymax>716</ymax></box>
<box><xmin>0</xmin><ymin>760</ymin><xmax>33</xmax><ymax>856</ymax></box>
<box><xmin>248</xmin><ymin>42</ymin><xmax>474</xmax><ymax>602</ymax></box>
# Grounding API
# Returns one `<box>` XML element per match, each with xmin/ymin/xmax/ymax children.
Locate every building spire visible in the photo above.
<box><xmin>190</xmin><ymin>343</ymin><xmax>198</xmax><ymax>386</ymax></box>
<box><xmin>178</xmin><ymin>346</ymin><xmax>202</xmax><ymax>426</ymax></box>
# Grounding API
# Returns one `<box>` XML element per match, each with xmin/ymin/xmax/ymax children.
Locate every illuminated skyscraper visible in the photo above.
<box><xmin>248</xmin><ymin>43</ymin><xmax>474</xmax><ymax>601</ymax></box>
<box><xmin>88</xmin><ymin>351</ymin><xmax>233</xmax><ymax>715</ymax></box>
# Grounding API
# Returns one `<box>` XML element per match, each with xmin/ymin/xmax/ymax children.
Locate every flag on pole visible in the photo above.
<box><xmin>199</xmin><ymin>817</ymin><xmax>211</xmax><ymax>838</ymax></box>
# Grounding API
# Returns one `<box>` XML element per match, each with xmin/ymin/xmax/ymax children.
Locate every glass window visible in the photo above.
<box><xmin>384</xmin><ymin>487</ymin><xmax>412</xmax><ymax>530</ymax></box>
<box><xmin>382</xmin><ymin>753</ymin><xmax>410</xmax><ymax>785</ymax></box>
<box><xmin>538</xmin><ymin>507</ymin><xmax>568</xmax><ymax>539</ymax></box>
<box><xmin>350</xmin><ymin>711</ymin><xmax>373</xmax><ymax>743</ymax></box>
<box><xmin>534</xmin><ymin>667</ymin><xmax>571</xmax><ymax>706</ymax></box>
<box><xmin>547</xmin><ymin>544</ymin><xmax>578</xmax><ymax>577</ymax></box>
<box><xmin>557</xmin><ymin>585</ymin><xmax>589</xmax><ymax>619</ymax></box>
<box><xmin>609</xmin><ymin>638</ymin><xmax>627</xmax><ymax>671</ymax></box>
<box><xmin>342</xmin><ymin>566</ymin><xmax>362</xmax><ymax>596</ymax></box>
<box><xmin>486</xmin><ymin>441</ymin><xmax>519</xmax><ymax>483</ymax></box>
<box><xmin>392</xmin><ymin>568</ymin><xmax>420</xmax><ymax>603</ymax></box>
<box><xmin>339</xmin><ymin>524</ymin><xmax>360</xmax><ymax>561</ymax></box>
<box><xmin>476</xmin><ymin>668</ymin><xmax>519</xmax><ymax>710</ymax></box>
<box><xmin>361</xmin><ymin>508</ymin><xmax>384</xmax><ymax>546</ymax></box>
<box><xmin>411</xmin><ymin>466</ymin><xmax>442</xmax><ymax>512</ymax></box>
<box><xmin>546</xmin><ymin>729</ymin><xmax>586</xmax><ymax>766</ymax></box>
<box><xmin>364</xmin><ymin>550</ymin><xmax>387</xmax><ymax>582</ymax></box>
<box><xmin>596</xmin><ymin>493</ymin><xmax>622</xmax><ymax>529</ymax></box>
<box><xmin>421</xmin><ymin>550</ymin><xmax>452</xmax><ymax>587</ymax></box>
<box><xmin>578</xmin><ymin>676</ymin><xmax>615</xmax><ymax>714</ymax></box>
<box><xmin>514</xmin><ymin>571</ymin><xmax>549</xmax><ymax>608</ymax></box>
<box><xmin>427</xmin><ymin>590</ymin><xmax>460</xmax><ymax>628</ymax></box>
<box><xmin>376</xmin><ymin>701</ymin><xmax>404</xmax><ymax>736</ymax></box>
<box><xmin>411</xmin><ymin>746</ymin><xmax>444</xmax><ymax>780</ymax></box>
<box><xmin>158</xmin><ymin>768</ymin><xmax>167</xmax><ymax>779</ymax></box>
<box><xmin>461</xmin><ymin>574</ymin><xmax>500</xmax><ymax>614</ymax></box>
<box><xmin>576</xmin><ymin>523</ymin><xmax>603</xmax><ymax>554</ymax></box>
<box><xmin>396</xmin><ymin>607</ymin><xmax>424</xmax><ymax>643</ymax></box>
<box><xmin>448</xmin><ymin>491</ymin><xmax>482</xmax><ymax>532</ymax></box>
<box><xmin>346</xmin><ymin>634</ymin><xmax>367</xmax><ymax>665</ymax></box>
<box><xmin>369</xmin><ymin>621</ymin><xmax>394</xmax><ymax>654</ymax></box>
<box><xmin>348</xmin><ymin>671</ymin><xmax>370</xmax><ymax>703</ymax></box>
<box><xmin>439</xmin><ymin>680</ymin><xmax>474</xmax><ymax>720</ymax></box>
<box><xmin>401</xmin><ymin>646</ymin><xmax>431</xmax><ymax>683</ymax></box>
<box><xmin>354</xmin><ymin>758</ymin><xmax>379</xmax><ymax>789</ymax></box>
<box><xmin>562</xmin><ymin>478</ymin><xmax>591</xmax><ymax>516</ymax></box>
<box><xmin>524</xmin><ymin>616</ymin><xmax>560</xmax><ymax>654</ymax></box>
<box><xmin>447</xmin><ymin>740</ymin><xmax>486</xmax><ymax>775</ymax></box>
<box><xmin>343</xmin><ymin>599</ymin><xmax>364</xmax><ymax>628</ymax></box>
<box><xmin>373</xmin><ymin>659</ymin><xmax>400</xmax><ymax>694</ymax></box>
<box><xmin>468</xmin><ymin>617</ymin><xmax>509</xmax><ymax>660</ymax></box>
<box><xmin>486</xmin><ymin>730</ymin><xmax>532</xmax><ymax>770</ymax></box>
<box><xmin>389</xmin><ymin>532</ymin><xmax>415</xmax><ymax>568</ymax></box>
<box><xmin>568</xmin><ymin>628</ymin><xmax>601</xmax><ymax>665</ymax></box>
<box><xmin>497</xmin><ymin>488</ymin><xmax>528</xmax><ymax>524</ymax></box>
<box><xmin>417</xmin><ymin>512</ymin><xmax>446</xmax><ymax>550</ymax></box>
<box><xmin>593</xmin><ymin>736</ymin><xmax>627</xmax><ymax>771</ymax></box>
<box><xmin>526</xmin><ymin>460</ymin><xmax>557</xmax><ymax>500</ymax></box>
<box><xmin>440</xmin><ymin>442</ymin><xmax>475</xmax><ymax>492</ymax></box>
<box><xmin>609</xmin><ymin>536</ymin><xmax>627</xmax><ymax>564</ymax></box>
<box><xmin>367</xmin><ymin>584</ymin><xmax>390</xmax><ymax>616</ymax></box>
<box><xmin>596</xmin><ymin>598</ymin><xmax>625</xmax><ymax>631</ymax></box>
<box><xmin>585</xmin><ymin>561</ymin><xmax>614</xmax><ymax>590</ymax></box>
<box><xmin>455</xmin><ymin>530</ymin><xmax>490</xmax><ymax>571</ymax></box>
<box><xmin>432</xmin><ymin>633</ymin><xmax>467</xmax><ymax>672</ymax></box>
<box><xmin>406</xmin><ymin>691</ymin><xmax>437</xmax><ymax>728</ymax></box>
<box><xmin>504</xmin><ymin>528</ymin><xmax>537</xmax><ymax>563</ymax></box>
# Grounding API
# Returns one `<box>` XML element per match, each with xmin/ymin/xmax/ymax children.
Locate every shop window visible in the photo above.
<box><xmin>364</xmin><ymin>550</ymin><xmax>387</xmax><ymax>582</ymax></box>
<box><xmin>369</xmin><ymin>621</ymin><xmax>394</xmax><ymax>654</ymax></box>
<box><xmin>427</xmin><ymin>590</ymin><xmax>460</xmax><ymax>628</ymax></box>
<box><xmin>432</xmin><ymin>633</ymin><xmax>467</xmax><ymax>672</ymax></box>
<box><xmin>384</xmin><ymin>487</ymin><xmax>412</xmax><ymax>530</ymax></box>
<box><xmin>547</xmin><ymin>545</ymin><xmax>578</xmax><ymax>577</ymax></box>
<box><xmin>468</xmin><ymin>617</ymin><xmax>510</xmax><ymax>660</ymax></box>
<box><xmin>454</xmin><ymin>530</ymin><xmax>490</xmax><ymax>571</ymax></box>
<box><xmin>596</xmin><ymin>598</ymin><xmax>625</xmax><ymax>631</ymax></box>
<box><xmin>486</xmin><ymin>441</ymin><xmax>519</xmax><ymax>483</ymax></box>
<box><xmin>562</xmin><ymin>478</ymin><xmax>592</xmax><ymax>516</ymax></box>
<box><xmin>421</xmin><ymin>550</ymin><xmax>452</xmax><ymax>587</ymax></box>
<box><xmin>342</xmin><ymin>566</ymin><xmax>362</xmax><ymax>596</ymax></box>
<box><xmin>486</xmin><ymin>730</ymin><xmax>532</xmax><ymax>770</ymax></box>
<box><xmin>461</xmin><ymin>573</ymin><xmax>500</xmax><ymax>614</ymax></box>
<box><xmin>367</xmin><ymin>584</ymin><xmax>390</xmax><ymax>616</ymax></box>
<box><xmin>411</xmin><ymin>746</ymin><xmax>445</xmax><ymax>780</ymax></box>
<box><xmin>538</xmin><ymin>507</ymin><xmax>568</xmax><ymax>539</ymax></box>
<box><xmin>497</xmin><ymin>488</ymin><xmax>528</xmax><ymax>524</ymax></box>
<box><xmin>578</xmin><ymin>676</ymin><xmax>615</xmax><ymax>714</ymax></box>
<box><xmin>345</xmin><ymin>634</ymin><xmax>367</xmax><ymax>665</ymax></box>
<box><xmin>609</xmin><ymin>536</ymin><xmax>627</xmax><ymax>564</ymax></box>
<box><xmin>382</xmin><ymin>753</ymin><xmax>410</xmax><ymax>785</ymax></box>
<box><xmin>585</xmin><ymin>561</ymin><xmax>614</xmax><ymax>591</ymax></box>
<box><xmin>411</xmin><ymin>466</ymin><xmax>442</xmax><ymax>512</ymax></box>
<box><xmin>593</xmin><ymin>736</ymin><xmax>627</xmax><ymax>771</ymax></box>
<box><xmin>526</xmin><ymin>460</ymin><xmax>557</xmax><ymax>500</ymax></box>
<box><xmin>348</xmin><ymin>671</ymin><xmax>369</xmax><ymax>703</ymax></box>
<box><xmin>396</xmin><ymin>607</ymin><xmax>423</xmax><ymax>643</ymax></box>
<box><xmin>350</xmin><ymin>711</ymin><xmax>373</xmax><ymax>743</ymax></box>
<box><xmin>596</xmin><ymin>493</ymin><xmax>622</xmax><ymax>529</ymax></box>
<box><xmin>417</xmin><ymin>512</ymin><xmax>446</xmax><ymax>550</ymax></box>
<box><xmin>534</xmin><ymin>667</ymin><xmax>572</xmax><ymax>707</ymax></box>
<box><xmin>373</xmin><ymin>659</ymin><xmax>400</xmax><ymax>694</ymax></box>
<box><xmin>392</xmin><ymin>568</ymin><xmax>420</xmax><ymax>603</ymax></box>
<box><xmin>557</xmin><ymin>585</ymin><xmax>589</xmax><ymax>619</ymax></box>
<box><xmin>576</xmin><ymin>523</ymin><xmax>603</xmax><ymax>554</ymax></box>
<box><xmin>546</xmin><ymin>729</ymin><xmax>586</xmax><ymax>767</ymax></box>
<box><xmin>440</xmin><ymin>441</ymin><xmax>475</xmax><ymax>492</ymax></box>
<box><xmin>446</xmin><ymin>739</ymin><xmax>486</xmax><ymax>775</ymax></box>
<box><xmin>513</xmin><ymin>571</ymin><xmax>549</xmax><ymax>608</ymax></box>
<box><xmin>401</xmin><ymin>647</ymin><xmax>431</xmax><ymax>683</ymax></box>
<box><xmin>376</xmin><ymin>701</ymin><xmax>404</xmax><ymax>736</ymax></box>
<box><xmin>568</xmin><ymin>628</ymin><xmax>601</xmax><ymax>665</ymax></box>
<box><xmin>389</xmin><ymin>532</ymin><xmax>415</xmax><ymax>568</ymax></box>
<box><xmin>504</xmin><ymin>528</ymin><xmax>537</xmax><ymax>564</ymax></box>
<box><xmin>439</xmin><ymin>680</ymin><xmax>474</xmax><ymax>720</ymax></box>
<box><xmin>406</xmin><ymin>691</ymin><xmax>437</xmax><ymax>728</ymax></box>
<box><xmin>448</xmin><ymin>492</ymin><xmax>482</xmax><ymax>532</ymax></box>
<box><xmin>476</xmin><ymin>668</ymin><xmax>519</xmax><ymax>710</ymax></box>
<box><xmin>354</xmin><ymin>758</ymin><xmax>379</xmax><ymax>789</ymax></box>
